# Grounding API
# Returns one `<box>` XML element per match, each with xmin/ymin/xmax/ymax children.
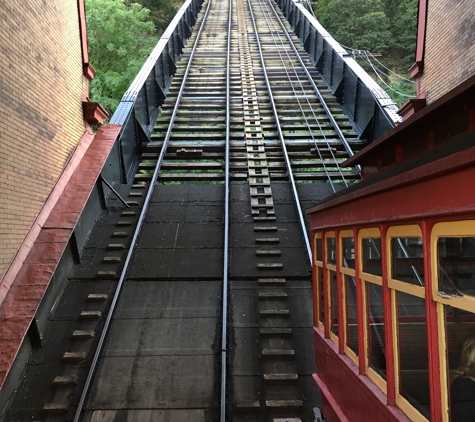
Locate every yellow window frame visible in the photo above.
<box><xmin>387</xmin><ymin>225</ymin><xmax>429</xmax><ymax>421</ymax></box>
<box><xmin>387</xmin><ymin>224</ymin><xmax>425</xmax><ymax>298</ymax></box>
<box><xmin>314</xmin><ymin>232</ymin><xmax>324</xmax><ymax>331</ymax></box>
<box><xmin>431</xmin><ymin>220</ymin><xmax>475</xmax><ymax>311</ymax></box>
<box><xmin>359</xmin><ymin>228</ymin><xmax>383</xmax><ymax>286</ymax></box>
<box><xmin>325</xmin><ymin>231</ymin><xmax>338</xmax><ymax>345</ymax></box>
<box><xmin>359</xmin><ymin>228</ymin><xmax>386</xmax><ymax>393</ymax></box>
<box><xmin>431</xmin><ymin>220</ymin><xmax>475</xmax><ymax>421</ymax></box>
<box><xmin>340</xmin><ymin>230</ymin><xmax>358</xmax><ymax>363</ymax></box>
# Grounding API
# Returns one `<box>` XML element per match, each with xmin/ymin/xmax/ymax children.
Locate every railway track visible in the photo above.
<box><xmin>3</xmin><ymin>0</ymin><xmax>362</xmax><ymax>421</ymax></box>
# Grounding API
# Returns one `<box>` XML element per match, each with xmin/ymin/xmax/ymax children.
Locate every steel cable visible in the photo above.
<box><xmin>255</xmin><ymin>0</ymin><xmax>350</xmax><ymax>190</ymax></box>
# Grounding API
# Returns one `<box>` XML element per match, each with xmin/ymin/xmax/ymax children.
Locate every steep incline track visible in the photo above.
<box><xmin>4</xmin><ymin>0</ymin><xmax>361</xmax><ymax>421</ymax></box>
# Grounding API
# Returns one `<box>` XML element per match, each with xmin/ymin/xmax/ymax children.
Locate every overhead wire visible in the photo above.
<box><xmin>361</xmin><ymin>51</ymin><xmax>417</xmax><ymax>98</ymax></box>
<box><xmin>366</xmin><ymin>51</ymin><xmax>415</xmax><ymax>84</ymax></box>
<box><xmin>336</xmin><ymin>41</ymin><xmax>417</xmax><ymax>91</ymax></box>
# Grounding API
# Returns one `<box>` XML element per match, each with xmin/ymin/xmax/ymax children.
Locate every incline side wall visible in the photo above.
<box><xmin>0</xmin><ymin>0</ymin><xmax>87</xmax><ymax>280</ymax></box>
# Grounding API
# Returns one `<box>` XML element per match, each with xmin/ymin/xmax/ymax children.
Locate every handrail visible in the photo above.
<box><xmin>274</xmin><ymin>0</ymin><xmax>400</xmax><ymax>143</ymax></box>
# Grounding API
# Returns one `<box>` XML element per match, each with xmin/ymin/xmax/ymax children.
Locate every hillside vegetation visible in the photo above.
<box><xmin>314</xmin><ymin>0</ymin><xmax>418</xmax><ymax>106</ymax></box>
<box><xmin>86</xmin><ymin>0</ymin><xmax>178</xmax><ymax>114</ymax></box>
<box><xmin>86</xmin><ymin>0</ymin><xmax>418</xmax><ymax>115</ymax></box>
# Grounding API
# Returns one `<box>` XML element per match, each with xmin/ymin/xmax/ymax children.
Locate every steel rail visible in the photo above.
<box><xmin>72</xmin><ymin>1</ymin><xmax>215</xmax><ymax>420</ymax></box>
<box><xmin>220</xmin><ymin>0</ymin><xmax>232</xmax><ymax>417</ymax></box>
<box><xmin>247</xmin><ymin>0</ymin><xmax>312</xmax><ymax>264</ymax></box>
<box><xmin>255</xmin><ymin>0</ymin><xmax>349</xmax><ymax>191</ymax></box>
<box><xmin>265</xmin><ymin>0</ymin><xmax>359</xmax><ymax>173</ymax></box>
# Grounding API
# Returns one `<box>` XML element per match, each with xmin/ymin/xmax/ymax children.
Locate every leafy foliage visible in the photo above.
<box><xmin>315</xmin><ymin>0</ymin><xmax>417</xmax><ymax>70</ymax></box>
<box><xmin>86</xmin><ymin>0</ymin><xmax>157</xmax><ymax>113</ymax></box>
<box><xmin>315</xmin><ymin>0</ymin><xmax>391</xmax><ymax>53</ymax></box>
<box><xmin>126</xmin><ymin>0</ymin><xmax>178</xmax><ymax>33</ymax></box>
<box><xmin>315</xmin><ymin>0</ymin><xmax>418</xmax><ymax>105</ymax></box>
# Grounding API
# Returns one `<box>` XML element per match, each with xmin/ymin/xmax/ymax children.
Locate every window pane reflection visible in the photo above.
<box><xmin>345</xmin><ymin>275</ymin><xmax>358</xmax><ymax>355</ymax></box>
<box><xmin>445</xmin><ymin>305</ymin><xmax>475</xmax><ymax>421</ymax></box>
<box><xmin>330</xmin><ymin>271</ymin><xmax>338</xmax><ymax>336</ymax></box>
<box><xmin>367</xmin><ymin>283</ymin><xmax>386</xmax><ymax>380</ymax></box>
<box><xmin>391</xmin><ymin>237</ymin><xmax>424</xmax><ymax>286</ymax></box>
<box><xmin>316</xmin><ymin>238</ymin><xmax>323</xmax><ymax>261</ymax></box>
<box><xmin>363</xmin><ymin>238</ymin><xmax>382</xmax><ymax>276</ymax></box>
<box><xmin>397</xmin><ymin>292</ymin><xmax>431</xmax><ymax>420</ymax></box>
<box><xmin>327</xmin><ymin>238</ymin><xmax>336</xmax><ymax>264</ymax></box>
<box><xmin>343</xmin><ymin>237</ymin><xmax>355</xmax><ymax>268</ymax></box>
<box><xmin>437</xmin><ymin>237</ymin><xmax>475</xmax><ymax>297</ymax></box>
<box><xmin>317</xmin><ymin>267</ymin><xmax>324</xmax><ymax>326</ymax></box>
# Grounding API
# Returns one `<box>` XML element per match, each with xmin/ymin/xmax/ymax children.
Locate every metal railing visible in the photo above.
<box><xmin>274</xmin><ymin>0</ymin><xmax>400</xmax><ymax>143</ymax></box>
<box><xmin>102</xmin><ymin>0</ymin><xmax>204</xmax><ymax>185</ymax></box>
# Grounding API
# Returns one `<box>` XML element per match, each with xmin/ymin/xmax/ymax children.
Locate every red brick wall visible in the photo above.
<box><xmin>0</xmin><ymin>0</ymin><xmax>87</xmax><ymax>279</ymax></box>
<box><xmin>420</xmin><ymin>0</ymin><xmax>475</xmax><ymax>104</ymax></box>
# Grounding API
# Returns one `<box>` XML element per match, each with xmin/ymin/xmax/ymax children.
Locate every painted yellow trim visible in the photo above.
<box><xmin>358</xmin><ymin>227</ymin><xmax>383</xmax><ymax>283</ymax></box>
<box><xmin>432</xmin><ymin>220</ymin><xmax>475</xmax><ymax>237</ymax></box>
<box><xmin>330</xmin><ymin>331</ymin><xmax>339</xmax><ymax>346</ymax></box>
<box><xmin>314</xmin><ymin>232</ymin><xmax>322</xmax><ymax>265</ymax></box>
<box><xmin>395</xmin><ymin>395</ymin><xmax>430</xmax><ymax>422</ymax></box>
<box><xmin>387</xmin><ymin>225</ymin><xmax>422</xmax><ymax>239</ymax></box>
<box><xmin>344</xmin><ymin>344</ymin><xmax>358</xmax><ymax>365</ymax></box>
<box><xmin>361</xmin><ymin>272</ymin><xmax>383</xmax><ymax>285</ymax></box>
<box><xmin>360</xmin><ymin>227</ymin><xmax>381</xmax><ymax>238</ymax></box>
<box><xmin>388</xmin><ymin>279</ymin><xmax>425</xmax><ymax>298</ymax></box>
<box><xmin>340</xmin><ymin>229</ymin><xmax>354</xmax><ymax>237</ymax></box>
<box><xmin>437</xmin><ymin>302</ymin><xmax>449</xmax><ymax>422</ymax></box>
<box><xmin>431</xmin><ymin>221</ymin><xmax>475</xmax><ymax>312</ymax></box>
<box><xmin>367</xmin><ymin>366</ymin><xmax>387</xmax><ymax>394</ymax></box>
<box><xmin>340</xmin><ymin>267</ymin><xmax>356</xmax><ymax>277</ymax></box>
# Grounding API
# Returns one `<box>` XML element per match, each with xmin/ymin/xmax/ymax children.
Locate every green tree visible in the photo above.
<box><xmin>384</xmin><ymin>0</ymin><xmax>418</xmax><ymax>69</ymax></box>
<box><xmin>86</xmin><ymin>0</ymin><xmax>157</xmax><ymax>113</ymax></box>
<box><xmin>127</xmin><ymin>0</ymin><xmax>178</xmax><ymax>32</ymax></box>
<box><xmin>315</xmin><ymin>0</ymin><xmax>392</xmax><ymax>53</ymax></box>
<box><xmin>315</xmin><ymin>0</ymin><xmax>417</xmax><ymax>71</ymax></box>
<box><xmin>314</xmin><ymin>0</ymin><xmax>418</xmax><ymax>106</ymax></box>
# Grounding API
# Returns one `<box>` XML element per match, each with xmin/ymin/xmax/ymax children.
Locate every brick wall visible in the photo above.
<box><xmin>0</xmin><ymin>0</ymin><xmax>87</xmax><ymax>279</ymax></box>
<box><xmin>420</xmin><ymin>0</ymin><xmax>475</xmax><ymax>104</ymax></box>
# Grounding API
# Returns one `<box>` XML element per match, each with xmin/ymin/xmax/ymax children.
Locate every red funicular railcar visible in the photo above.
<box><xmin>307</xmin><ymin>72</ymin><xmax>475</xmax><ymax>421</ymax></box>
